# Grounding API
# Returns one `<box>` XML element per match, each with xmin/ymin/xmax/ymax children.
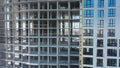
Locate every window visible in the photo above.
<box><xmin>119</xmin><ymin>40</ymin><xmax>120</xmax><ymax>47</ymax></box>
<box><xmin>98</xmin><ymin>0</ymin><xmax>104</xmax><ymax>8</ymax></box>
<box><xmin>108</xmin><ymin>0</ymin><xmax>116</xmax><ymax>7</ymax></box>
<box><xmin>30</xmin><ymin>3</ymin><xmax>38</xmax><ymax>9</ymax></box>
<box><xmin>98</xmin><ymin>20</ymin><xmax>104</xmax><ymax>28</ymax></box>
<box><xmin>119</xmin><ymin>59</ymin><xmax>120</xmax><ymax>67</ymax></box>
<box><xmin>98</xmin><ymin>10</ymin><xmax>104</xmax><ymax>18</ymax></box>
<box><xmin>107</xmin><ymin>39</ymin><xmax>117</xmax><ymax>47</ymax></box>
<box><xmin>70</xmin><ymin>56</ymin><xmax>79</xmax><ymax>64</ymax></box>
<box><xmin>97</xmin><ymin>29</ymin><xmax>103</xmax><ymax>37</ymax></box>
<box><xmin>70</xmin><ymin>47</ymin><xmax>79</xmax><ymax>54</ymax></box>
<box><xmin>84</xmin><ymin>29</ymin><xmax>93</xmax><ymax>36</ymax></box>
<box><xmin>6</xmin><ymin>0</ymin><xmax>12</xmax><ymax>3</ymax></box>
<box><xmin>108</xmin><ymin>9</ymin><xmax>116</xmax><ymax>17</ymax></box>
<box><xmin>83</xmin><ymin>57</ymin><xmax>93</xmax><ymax>65</ymax></box>
<box><xmin>84</xmin><ymin>19</ymin><xmax>94</xmax><ymax>27</ymax></box>
<box><xmin>84</xmin><ymin>38</ymin><xmax>93</xmax><ymax>46</ymax></box>
<box><xmin>97</xmin><ymin>39</ymin><xmax>103</xmax><ymax>47</ymax></box>
<box><xmin>107</xmin><ymin>49</ymin><xmax>117</xmax><ymax>56</ymax></box>
<box><xmin>108</xmin><ymin>19</ymin><xmax>115</xmax><ymax>27</ymax></box>
<box><xmin>83</xmin><ymin>48</ymin><xmax>93</xmax><ymax>55</ymax></box>
<box><xmin>84</xmin><ymin>0</ymin><xmax>94</xmax><ymax>8</ymax></box>
<box><xmin>59</xmin><ymin>47</ymin><xmax>68</xmax><ymax>54</ymax></box>
<box><xmin>108</xmin><ymin>29</ymin><xmax>115</xmax><ymax>37</ymax></box>
<box><xmin>97</xmin><ymin>59</ymin><xmax>103</xmax><ymax>67</ymax></box>
<box><xmin>97</xmin><ymin>49</ymin><xmax>103</xmax><ymax>57</ymax></box>
<box><xmin>49</xmin><ymin>47</ymin><xmax>56</xmax><ymax>54</ymax></box>
<box><xmin>107</xmin><ymin>59</ymin><xmax>117</xmax><ymax>66</ymax></box>
<box><xmin>84</xmin><ymin>10</ymin><xmax>94</xmax><ymax>17</ymax></box>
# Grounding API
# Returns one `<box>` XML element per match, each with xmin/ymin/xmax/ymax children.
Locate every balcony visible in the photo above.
<box><xmin>39</xmin><ymin>33</ymin><xmax>47</xmax><ymax>36</ymax></box>
<box><xmin>5</xmin><ymin>65</ymin><xmax>13</xmax><ymax>68</ymax></box>
<box><xmin>49</xmin><ymin>61</ymin><xmax>57</xmax><ymax>64</ymax></box>
<box><xmin>40</xmin><ymin>52</ymin><xmax>47</xmax><ymax>55</ymax></box>
<box><xmin>58</xmin><ymin>41</ymin><xmax>68</xmax><ymax>46</ymax></box>
<box><xmin>30</xmin><ymin>34</ymin><xmax>38</xmax><ymax>36</ymax></box>
<box><xmin>30</xmin><ymin>42</ymin><xmax>38</xmax><ymax>46</ymax></box>
<box><xmin>40</xmin><ymin>43</ymin><xmax>47</xmax><ymax>46</ymax></box>
<box><xmin>30</xmin><ymin>60</ymin><xmax>38</xmax><ymax>64</ymax></box>
<box><xmin>59</xmin><ymin>52</ymin><xmax>68</xmax><ymax>56</ymax></box>
<box><xmin>70</xmin><ymin>52</ymin><xmax>79</xmax><ymax>56</ymax></box>
<box><xmin>22</xmin><ymin>50</ymin><xmax>28</xmax><ymax>54</ymax></box>
<box><xmin>40</xmin><ymin>60</ymin><xmax>47</xmax><ymax>64</ymax></box>
<box><xmin>70</xmin><ymin>61</ymin><xmax>79</xmax><ymax>65</ymax></box>
<box><xmin>22</xmin><ymin>59</ymin><xmax>28</xmax><ymax>62</ymax></box>
<box><xmin>49</xmin><ymin>52</ymin><xmax>56</xmax><ymax>55</ymax></box>
<box><xmin>14</xmin><ymin>50</ymin><xmax>21</xmax><ymax>53</ymax></box>
<box><xmin>0</xmin><ymin>57</ymin><xmax>5</xmax><ymax>60</ymax></box>
<box><xmin>70</xmin><ymin>42</ymin><xmax>79</xmax><ymax>46</ymax></box>
<box><xmin>49</xmin><ymin>33</ymin><xmax>57</xmax><ymax>36</ymax></box>
<box><xmin>0</xmin><ymin>49</ymin><xmax>5</xmax><ymax>52</ymax></box>
<box><xmin>14</xmin><ymin>58</ymin><xmax>21</xmax><ymax>61</ymax></box>
<box><xmin>59</xmin><ymin>61</ymin><xmax>68</xmax><ymax>64</ymax></box>
<box><xmin>30</xmin><ymin>51</ymin><xmax>38</xmax><ymax>55</ymax></box>
<box><xmin>6</xmin><ymin>57</ymin><xmax>13</xmax><ymax>61</ymax></box>
<box><xmin>21</xmin><ymin>43</ymin><xmax>28</xmax><ymax>45</ymax></box>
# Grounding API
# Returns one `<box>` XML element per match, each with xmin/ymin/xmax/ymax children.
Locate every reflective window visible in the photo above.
<box><xmin>84</xmin><ymin>29</ymin><xmax>93</xmax><ymax>36</ymax></box>
<box><xmin>108</xmin><ymin>9</ymin><xmax>116</xmax><ymax>17</ymax></box>
<box><xmin>83</xmin><ymin>57</ymin><xmax>93</xmax><ymax>65</ymax></box>
<box><xmin>97</xmin><ymin>59</ymin><xmax>103</xmax><ymax>67</ymax></box>
<box><xmin>97</xmin><ymin>39</ymin><xmax>103</xmax><ymax>47</ymax></box>
<box><xmin>70</xmin><ymin>47</ymin><xmax>79</xmax><ymax>54</ymax></box>
<box><xmin>107</xmin><ymin>39</ymin><xmax>117</xmax><ymax>47</ymax></box>
<box><xmin>107</xmin><ymin>49</ymin><xmax>117</xmax><ymax>56</ymax></box>
<box><xmin>108</xmin><ymin>19</ymin><xmax>115</xmax><ymax>27</ymax></box>
<box><xmin>108</xmin><ymin>29</ymin><xmax>115</xmax><ymax>37</ymax></box>
<box><xmin>84</xmin><ymin>38</ymin><xmax>93</xmax><ymax>46</ymax></box>
<box><xmin>59</xmin><ymin>47</ymin><xmax>68</xmax><ymax>54</ymax></box>
<box><xmin>108</xmin><ymin>0</ymin><xmax>116</xmax><ymax>7</ymax></box>
<box><xmin>83</xmin><ymin>48</ymin><xmax>93</xmax><ymax>55</ymax></box>
<box><xmin>97</xmin><ymin>49</ymin><xmax>103</xmax><ymax>57</ymax></box>
<box><xmin>84</xmin><ymin>0</ymin><xmax>94</xmax><ymax>8</ymax></box>
<box><xmin>98</xmin><ymin>0</ymin><xmax>104</xmax><ymax>8</ymax></box>
<box><xmin>98</xmin><ymin>10</ymin><xmax>104</xmax><ymax>18</ymax></box>
<box><xmin>84</xmin><ymin>10</ymin><xmax>94</xmax><ymax>17</ymax></box>
<box><xmin>97</xmin><ymin>29</ymin><xmax>103</xmax><ymax>37</ymax></box>
<box><xmin>107</xmin><ymin>59</ymin><xmax>117</xmax><ymax>66</ymax></box>
<box><xmin>98</xmin><ymin>20</ymin><xmax>104</xmax><ymax>28</ymax></box>
<box><xmin>84</xmin><ymin>19</ymin><xmax>94</xmax><ymax>27</ymax></box>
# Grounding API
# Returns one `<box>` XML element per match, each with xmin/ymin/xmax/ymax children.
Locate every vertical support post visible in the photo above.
<box><xmin>80</xmin><ymin>0</ymin><xmax>84</xmax><ymax>68</ymax></box>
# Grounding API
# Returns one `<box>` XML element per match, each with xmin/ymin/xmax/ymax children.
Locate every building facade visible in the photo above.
<box><xmin>0</xmin><ymin>0</ymin><xmax>6</xmax><ymax>68</ymax></box>
<box><xmin>4</xmin><ymin>0</ymin><xmax>82</xmax><ymax>68</ymax></box>
<box><xmin>83</xmin><ymin>0</ymin><xmax>120</xmax><ymax>68</ymax></box>
<box><xmin>2</xmin><ymin>0</ymin><xmax>120</xmax><ymax>68</ymax></box>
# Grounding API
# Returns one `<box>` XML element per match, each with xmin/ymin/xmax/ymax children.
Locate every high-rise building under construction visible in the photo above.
<box><xmin>3</xmin><ymin>0</ymin><xmax>82</xmax><ymax>68</ymax></box>
<box><xmin>1</xmin><ymin>0</ymin><xmax>120</xmax><ymax>68</ymax></box>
